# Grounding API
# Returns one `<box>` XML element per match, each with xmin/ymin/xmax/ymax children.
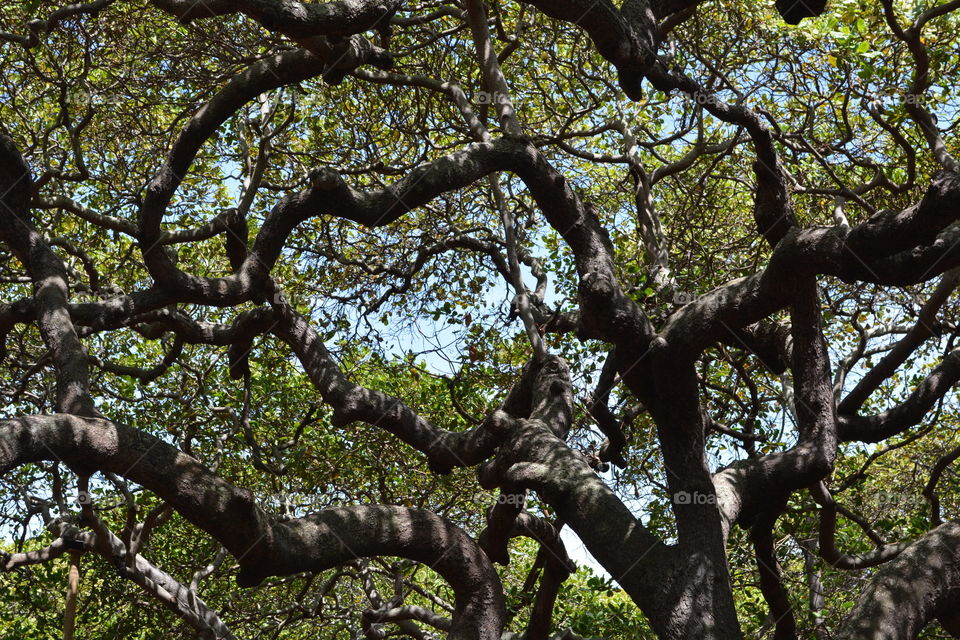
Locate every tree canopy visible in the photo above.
<box><xmin>1</xmin><ymin>0</ymin><xmax>960</xmax><ymax>638</ymax></box>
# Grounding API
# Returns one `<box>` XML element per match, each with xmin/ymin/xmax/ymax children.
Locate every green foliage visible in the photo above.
<box><xmin>0</xmin><ymin>0</ymin><xmax>959</xmax><ymax>638</ymax></box>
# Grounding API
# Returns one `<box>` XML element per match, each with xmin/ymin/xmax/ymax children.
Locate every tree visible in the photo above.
<box><xmin>0</xmin><ymin>0</ymin><xmax>959</xmax><ymax>638</ymax></box>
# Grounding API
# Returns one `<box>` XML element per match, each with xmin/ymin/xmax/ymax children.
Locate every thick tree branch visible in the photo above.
<box><xmin>0</xmin><ymin>414</ymin><xmax>505</xmax><ymax>640</ymax></box>
<box><xmin>835</xmin><ymin>521</ymin><xmax>960</xmax><ymax>640</ymax></box>
<box><xmin>271</xmin><ymin>303</ymin><xmax>507</xmax><ymax>473</ymax></box>
<box><xmin>515</xmin><ymin>0</ymin><xmax>657</xmax><ymax>100</ymax></box>
<box><xmin>0</xmin><ymin>0</ymin><xmax>115</xmax><ymax>48</ymax></box>
<box><xmin>840</xmin><ymin>266</ymin><xmax>960</xmax><ymax>414</ymax></box>
<box><xmin>661</xmin><ymin>170</ymin><xmax>960</xmax><ymax>361</ymax></box>
<box><xmin>0</xmin><ymin>134</ymin><xmax>94</xmax><ymax>415</ymax></box>
<box><xmin>838</xmin><ymin>346</ymin><xmax>960</xmax><ymax>442</ymax></box>
<box><xmin>150</xmin><ymin>0</ymin><xmax>399</xmax><ymax>37</ymax></box>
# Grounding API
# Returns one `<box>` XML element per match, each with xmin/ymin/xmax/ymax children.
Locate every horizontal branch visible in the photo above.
<box><xmin>477</xmin><ymin>356</ymin><xmax>675</xmax><ymax>635</ymax></box>
<box><xmin>0</xmin><ymin>414</ymin><xmax>505</xmax><ymax>640</ymax></box>
<box><xmin>810</xmin><ymin>482</ymin><xmax>909</xmax><ymax>570</ymax></box>
<box><xmin>661</xmin><ymin>170</ymin><xmax>960</xmax><ymax>361</ymax></box>
<box><xmin>835</xmin><ymin>521</ymin><xmax>960</xmax><ymax>640</ymax></box>
<box><xmin>0</xmin><ymin>0</ymin><xmax>115</xmax><ymax>48</ymax></box>
<box><xmin>150</xmin><ymin>0</ymin><xmax>399</xmax><ymax>36</ymax></box>
<box><xmin>838</xmin><ymin>346</ymin><xmax>960</xmax><ymax>442</ymax></box>
<box><xmin>515</xmin><ymin>0</ymin><xmax>657</xmax><ymax>100</ymax></box>
<box><xmin>839</xmin><ymin>266</ymin><xmax>960</xmax><ymax>415</ymax></box>
<box><xmin>272</xmin><ymin>305</ymin><xmax>505</xmax><ymax>473</ymax></box>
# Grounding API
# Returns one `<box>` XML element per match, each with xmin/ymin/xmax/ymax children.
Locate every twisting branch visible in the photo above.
<box><xmin>464</xmin><ymin>0</ymin><xmax>522</xmax><ymax>136</ymax></box>
<box><xmin>513</xmin><ymin>514</ymin><xmax>575</xmax><ymax>640</ymax></box>
<box><xmin>749</xmin><ymin>505</ymin><xmax>797</xmax><ymax>640</ymax></box>
<box><xmin>809</xmin><ymin>482</ymin><xmax>910</xmax><ymax>570</ymax></box>
<box><xmin>0</xmin><ymin>134</ymin><xmax>94</xmax><ymax>415</ymax></box>
<box><xmin>149</xmin><ymin>0</ymin><xmax>399</xmax><ymax>34</ymax></box>
<box><xmin>0</xmin><ymin>414</ymin><xmax>506</xmax><ymax>640</ymax></box>
<box><xmin>490</xmin><ymin>175</ymin><xmax>547</xmax><ymax>360</ymax></box>
<box><xmin>880</xmin><ymin>0</ymin><xmax>960</xmax><ymax>173</ymax></box>
<box><xmin>839</xmin><ymin>346</ymin><xmax>960</xmax><ymax>443</ymax></box>
<box><xmin>923</xmin><ymin>444</ymin><xmax>960</xmax><ymax>527</ymax></box>
<box><xmin>585</xmin><ymin>351</ymin><xmax>629</xmax><ymax>468</ymax></box>
<box><xmin>0</xmin><ymin>0</ymin><xmax>116</xmax><ymax>48</ymax></box>
<box><xmin>840</xmin><ymin>266</ymin><xmax>960</xmax><ymax>415</ymax></box>
<box><xmin>271</xmin><ymin>302</ymin><xmax>506</xmax><ymax>474</ymax></box>
<box><xmin>513</xmin><ymin>0</ymin><xmax>657</xmax><ymax>99</ymax></box>
<box><xmin>835</xmin><ymin>521</ymin><xmax>960</xmax><ymax>639</ymax></box>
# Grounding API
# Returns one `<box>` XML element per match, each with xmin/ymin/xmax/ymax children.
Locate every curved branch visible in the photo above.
<box><xmin>585</xmin><ymin>351</ymin><xmax>628</xmax><ymax>468</ymax></box>
<box><xmin>90</xmin><ymin>335</ymin><xmax>185</xmax><ymax>382</ymax></box>
<box><xmin>364</xmin><ymin>605</ymin><xmax>452</xmax><ymax>633</ymax></box>
<box><xmin>271</xmin><ymin>304</ymin><xmax>510</xmax><ymax>473</ymax></box>
<box><xmin>0</xmin><ymin>414</ymin><xmax>505</xmax><ymax>640</ymax></box>
<box><xmin>924</xmin><ymin>444</ymin><xmax>960</xmax><ymax>527</ymax></box>
<box><xmin>0</xmin><ymin>134</ymin><xmax>94</xmax><ymax>415</ymax></box>
<box><xmin>150</xmin><ymin>0</ymin><xmax>399</xmax><ymax>37</ymax></box>
<box><xmin>839</xmin><ymin>266</ymin><xmax>960</xmax><ymax>415</ymax></box>
<box><xmin>809</xmin><ymin>482</ymin><xmax>909</xmax><ymax>571</ymax></box>
<box><xmin>477</xmin><ymin>356</ymin><xmax>679</xmax><ymax>636</ymax></box>
<box><xmin>137</xmin><ymin>48</ymin><xmax>328</xmax><ymax>289</ymax></box>
<box><xmin>749</xmin><ymin>507</ymin><xmax>796</xmax><ymax>640</ymax></box>
<box><xmin>0</xmin><ymin>0</ymin><xmax>115</xmax><ymax>48</ymax></box>
<box><xmin>661</xmin><ymin>170</ymin><xmax>960</xmax><ymax>361</ymax></box>
<box><xmin>835</xmin><ymin>521</ymin><xmax>960</xmax><ymax>640</ymax></box>
<box><xmin>712</xmin><ymin>278</ymin><xmax>836</xmax><ymax>534</ymax></box>
<box><xmin>515</xmin><ymin>0</ymin><xmax>657</xmax><ymax>100</ymax></box>
<box><xmin>838</xmin><ymin>346</ymin><xmax>960</xmax><ymax>443</ymax></box>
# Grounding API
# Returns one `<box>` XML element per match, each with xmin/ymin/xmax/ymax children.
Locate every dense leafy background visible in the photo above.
<box><xmin>1</xmin><ymin>0</ymin><xmax>959</xmax><ymax>637</ymax></box>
